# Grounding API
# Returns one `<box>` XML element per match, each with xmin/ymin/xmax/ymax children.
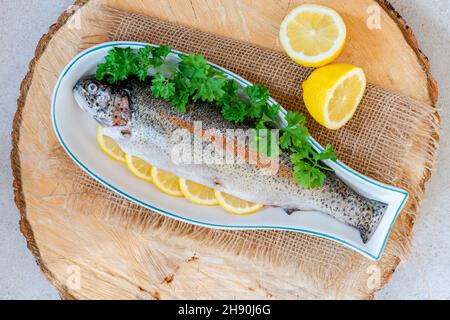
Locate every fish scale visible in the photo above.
<box><xmin>73</xmin><ymin>76</ymin><xmax>386</xmax><ymax>243</ymax></box>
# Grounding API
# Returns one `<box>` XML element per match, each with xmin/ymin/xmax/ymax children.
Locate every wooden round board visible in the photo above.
<box><xmin>12</xmin><ymin>0</ymin><xmax>438</xmax><ymax>299</ymax></box>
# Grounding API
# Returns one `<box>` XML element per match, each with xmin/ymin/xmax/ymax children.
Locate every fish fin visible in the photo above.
<box><xmin>282</xmin><ymin>208</ymin><xmax>300</xmax><ymax>215</ymax></box>
<box><xmin>359</xmin><ymin>200</ymin><xmax>388</xmax><ymax>243</ymax></box>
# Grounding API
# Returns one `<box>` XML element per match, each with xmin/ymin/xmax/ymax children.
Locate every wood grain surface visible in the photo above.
<box><xmin>11</xmin><ymin>0</ymin><xmax>438</xmax><ymax>299</ymax></box>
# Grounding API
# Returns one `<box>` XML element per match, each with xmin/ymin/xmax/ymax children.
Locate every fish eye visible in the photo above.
<box><xmin>87</xmin><ymin>83</ymin><xmax>98</xmax><ymax>94</ymax></box>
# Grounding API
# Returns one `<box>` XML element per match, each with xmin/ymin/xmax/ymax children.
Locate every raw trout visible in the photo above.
<box><xmin>73</xmin><ymin>76</ymin><xmax>387</xmax><ymax>243</ymax></box>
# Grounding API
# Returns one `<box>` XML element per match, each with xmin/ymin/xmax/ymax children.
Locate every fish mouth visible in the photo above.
<box><xmin>73</xmin><ymin>82</ymin><xmax>112</xmax><ymax>127</ymax></box>
<box><xmin>73</xmin><ymin>84</ymin><xmax>90</xmax><ymax>113</ymax></box>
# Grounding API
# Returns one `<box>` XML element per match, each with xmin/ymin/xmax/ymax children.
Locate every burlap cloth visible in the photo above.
<box><xmin>77</xmin><ymin>9</ymin><xmax>439</xmax><ymax>296</ymax></box>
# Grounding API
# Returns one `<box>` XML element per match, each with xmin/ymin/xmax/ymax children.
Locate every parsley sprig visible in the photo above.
<box><xmin>151</xmin><ymin>54</ymin><xmax>228</xmax><ymax>112</ymax></box>
<box><xmin>96</xmin><ymin>45</ymin><xmax>337</xmax><ymax>189</ymax></box>
<box><xmin>96</xmin><ymin>45</ymin><xmax>171</xmax><ymax>83</ymax></box>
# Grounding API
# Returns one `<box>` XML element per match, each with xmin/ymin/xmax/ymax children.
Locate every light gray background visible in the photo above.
<box><xmin>0</xmin><ymin>0</ymin><xmax>448</xmax><ymax>300</ymax></box>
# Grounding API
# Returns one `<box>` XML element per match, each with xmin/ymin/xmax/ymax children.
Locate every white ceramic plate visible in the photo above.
<box><xmin>52</xmin><ymin>42</ymin><xmax>408</xmax><ymax>261</ymax></box>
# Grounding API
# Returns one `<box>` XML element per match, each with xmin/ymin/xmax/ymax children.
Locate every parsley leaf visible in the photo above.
<box><xmin>221</xmin><ymin>101</ymin><xmax>247</xmax><ymax>123</ymax></box>
<box><xmin>279</xmin><ymin>111</ymin><xmax>309</xmax><ymax>150</ymax></box>
<box><xmin>96</xmin><ymin>47</ymin><xmax>139</xmax><ymax>84</ymax></box>
<box><xmin>179</xmin><ymin>54</ymin><xmax>210</xmax><ymax>83</ymax></box>
<box><xmin>177</xmin><ymin>54</ymin><xmax>227</xmax><ymax>103</ymax></box>
<box><xmin>171</xmin><ymin>90</ymin><xmax>190</xmax><ymax>113</ymax></box>
<box><xmin>191</xmin><ymin>75</ymin><xmax>227</xmax><ymax>102</ymax></box>
<box><xmin>151</xmin><ymin>73</ymin><xmax>175</xmax><ymax>100</ymax></box>
<box><xmin>151</xmin><ymin>45</ymin><xmax>171</xmax><ymax>65</ymax></box>
<box><xmin>290</xmin><ymin>143</ymin><xmax>336</xmax><ymax>189</ymax></box>
<box><xmin>314</xmin><ymin>144</ymin><xmax>337</xmax><ymax>162</ymax></box>
<box><xmin>285</xmin><ymin>111</ymin><xmax>306</xmax><ymax>127</ymax></box>
<box><xmin>245</xmin><ymin>85</ymin><xmax>270</xmax><ymax>119</ymax></box>
<box><xmin>292</xmin><ymin>159</ymin><xmax>326</xmax><ymax>189</ymax></box>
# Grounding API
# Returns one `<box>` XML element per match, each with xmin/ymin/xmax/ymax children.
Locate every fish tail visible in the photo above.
<box><xmin>358</xmin><ymin>200</ymin><xmax>388</xmax><ymax>243</ymax></box>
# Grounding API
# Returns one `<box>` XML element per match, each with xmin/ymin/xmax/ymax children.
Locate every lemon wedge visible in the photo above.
<box><xmin>179</xmin><ymin>178</ymin><xmax>218</xmax><ymax>206</ymax></box>
<box><xmin>97</xmin><ymin>126</ymin><xmax>127</xmax><ymax>163</ymax></box>
<box><xmin>214</xmin><ymin>190</ymin><xmax>263</xmax><ymax>215</ymax></box>
<box><xmin>302</xmin><ymin>63</ymin><xmax>366</xmax><ymax>130</ymax></box>
<box><xmin>280</xmin><ymin>4</ymin><xmax>346</xmax><ymax>67</ymax></box>
<box><xmin>125</xmin><ymin>154</ymin><xmax>153</xmax><ymax>182</ymax></box>
<box><xmin>151</xmin><ymin>167</ymin><xmax>184</xmax><ymax>197</ymax></box>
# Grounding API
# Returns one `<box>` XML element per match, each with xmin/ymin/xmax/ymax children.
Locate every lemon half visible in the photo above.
<box><xmin>214</xmin><ymin>190</ymin><xmax>263</xmax><ymax>215</ymax></box>
<box><xmin>280</xmin><ymin>4</ymin><xmax>347</xmax><ymax>67</ymax></box>
<box><xmin>302</xmin><ymin>63</ymin><xmax>367</xmax><ymax>130</ymax></box>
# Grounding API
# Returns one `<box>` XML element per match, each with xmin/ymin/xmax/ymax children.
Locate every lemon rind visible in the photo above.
<box><xmin>97</xmin><ymin>126</ymin><xmax>127</xmax><ymax>164</ymax></box>
<box><xmin>150</xmin><ymin>167</ymin><xmax>184</xmax><ymax>197</ymax></box>
<box><xmin>125</xmin><ymin>154</ymin><xmax>153</xmax><ymax>183</ymax></box>
<box><xmin>214</xmin><ymin>190</ymin><xmax>263</xmax><ymax>215</ymax></box>
<box><xmin>323</xmin><ymin>67</ymin><xmax>366</xmax><ymax>130</ymax></box>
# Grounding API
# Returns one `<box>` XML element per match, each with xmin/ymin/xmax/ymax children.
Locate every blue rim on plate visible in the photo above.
<box><xmin>51</xmin><ymin>42</ymin><xmax>409</xmax><ymax>261</ymax></box>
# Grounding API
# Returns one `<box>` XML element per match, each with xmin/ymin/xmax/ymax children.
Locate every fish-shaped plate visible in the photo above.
<box><xmin>52</xmin><ymin>42</ymin><xmax>408</xmax><ymax>260</ymax></box>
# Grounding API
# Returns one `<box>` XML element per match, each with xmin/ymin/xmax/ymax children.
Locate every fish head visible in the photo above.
<box><xmin>73</xmin><ymin>76</ymin><xmax>132</xmax><ymax>127</ymax></box>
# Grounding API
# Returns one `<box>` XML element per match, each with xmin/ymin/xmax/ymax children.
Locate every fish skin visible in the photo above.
<box><xmin>73</xmin><ymin>76</ymin><xmax>387</xmax><ymax>243</ymax></box>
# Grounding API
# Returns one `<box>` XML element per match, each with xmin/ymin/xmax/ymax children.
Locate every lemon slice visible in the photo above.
<box><xmin>280</xmin><ymin>4</ymin><xmax>346</xmax><ymax>67</ymax></box>
<box><xmin>179</xmin><ymin>178</ymin><xmax>218</xmax><ymax>206</ymax></box>
<box><xmin>97</xmin><ymin>126</ymin><xmax>126</xmax><ymax>163</ymax></box>
<box><xmin>302</xmin><ymin>63</ymin><xmax>366</xmax><ymax>130</ymax></box>
<box><xmin>151</xmin><ymin>167</ymin><xmax>184</xmax><ymax>197</ymax></box>
<box><xmin>214</xmin><ymin>190</ymin><xmax>263</xmax><ymax>215</ymax></box>
<box><xmin>125</xmin><ymin>154</ymin><xmax>153</xmax><ymax>182</ymax></box>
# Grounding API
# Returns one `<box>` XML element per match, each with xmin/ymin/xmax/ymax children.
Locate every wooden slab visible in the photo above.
<box><xmin>11</xmin><ymin>0</ymin><xmax>438</xmax><ymax>299</ymax></box>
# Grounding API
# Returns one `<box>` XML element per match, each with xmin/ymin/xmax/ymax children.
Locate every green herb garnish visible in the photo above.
<box><xmin>96</xmin><ymin>45</ymin><xmax>337</xmax><ymax>189</ymax></box>
<box><xmin>96</xmin><ymin>45</ymin><xmax>171</xmax><ymax>83</ymax></box>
